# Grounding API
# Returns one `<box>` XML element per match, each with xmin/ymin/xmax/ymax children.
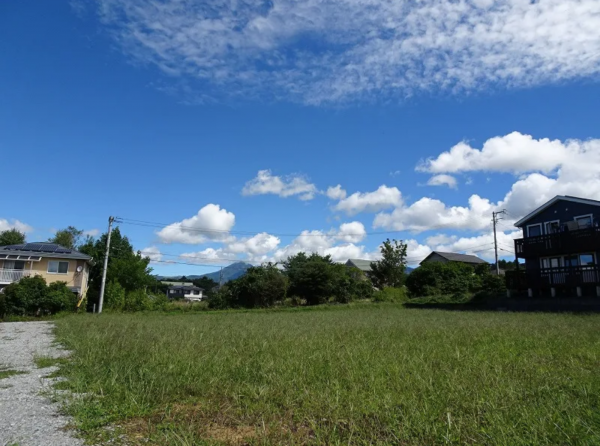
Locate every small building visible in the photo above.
<box><xmin>0</xmin><ymin>242</ymin><xmax>93</xmax><ymax>301</ymax></box>
<box><xmin>345</xmin><ymin>259</ymin><xmax>373</xmax><ymax>273</ymax></box>
<box><xmin>161</xmin><ymin>281</ymin><xmax>194</xmax><ymax>287</ymax></box>
<box><xmin>420</xmin><ymin>251</ymin><xmax>488</xmax><ymax>266</ymax></box>
<box><xmin>508</xmin><ymin>195</ymin><xmax>600</xmax><ymax>296</ymax></box>
<box><xmin>167</xmin><ymin>285</ymin><xmax>204</xmax><ymax>301</ymax></box>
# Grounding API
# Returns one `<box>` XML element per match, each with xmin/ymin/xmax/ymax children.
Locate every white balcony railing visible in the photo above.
<box><xmin>0</xmin><ymin>269</ymin><xmax>33</xmax><ymax>284</ymax></box>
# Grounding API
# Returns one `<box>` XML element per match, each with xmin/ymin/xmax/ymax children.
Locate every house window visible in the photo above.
<box><xmin>542</xmin><ymin>258</ymin><xmax>561</xmax><ymax>269</ymax></box>
<box><xmin>169</xmin><ymin>290</ymin><xmax>175</xmax><ymax>294</ymax></box>
<box><xmin>48</xmin><ymin>261</ymin><xmax>69</xmax><ymax>274</ymax></box>
<box><xmin>545</xmin><ymin>221</ymin><xmax>560</xmax><ymax>234</ymax></box>
<box><xmin>528</xmin><ymin>224</ymin><xmax>542</xmax><ymax>237</ymax></box>
<box><xmin>579</xmin><ymin>254</ymin><xmax>595</xmax><ymax>266</ymax></box>
<box><xmin>193</xmin><ymin>290</ymin><xmax>200</xmax><ymax>295</ymax></box>
<box><xmin>575</xmin><ymin>215</ymin><xmax>593</xmax><ymax>229</ymax></box>
<box><xmin>564</xmin><ymin>255</ymin><xmax>579</xmax><ymax>267</ymax></box>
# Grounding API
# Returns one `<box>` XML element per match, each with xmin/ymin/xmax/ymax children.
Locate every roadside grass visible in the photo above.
<box><xmin>54</xmin><ymin>304</ymin><xmax>600</xmax><ymax>445</ymax></box>
<box><xmin>0</xmin><ymin>367</ymin><xmax>27</xmax><ymax>380</ymax></box>
<box><xmin>34</xmin><ymin>355</ymin><xmax>70</xmax><ymax>369</ymax></box>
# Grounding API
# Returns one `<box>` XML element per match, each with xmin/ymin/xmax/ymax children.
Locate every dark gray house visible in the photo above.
<box><xmin>509</xmin><ymin>195</ymin><xmax>600</xmax><ymax>296</ymax></box>
<box><xmin>345</xmin><ymin>259</ymin><xmax>373</xmax><ymax>273</ymax></box>
<box><xmin>420</xmin><ymin>251</ymin><xmax>487</xmax><ymax>266</ymax></box>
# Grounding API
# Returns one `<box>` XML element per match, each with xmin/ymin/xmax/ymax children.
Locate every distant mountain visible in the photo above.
<box><xmin>155</xmin><ymin>262</ymin><xmax>252</xmax><ymax>284</ymax></box>
<box><xmin>405</xmin><ymin>266</ymin><xmax>415</xmax><ymax>274</ymax></box>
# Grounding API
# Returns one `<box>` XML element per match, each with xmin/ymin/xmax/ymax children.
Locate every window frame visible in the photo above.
<box><xmin>574</xmin><ymin>214</ymin><xmax>594</xmax><ymax>229</ymax></box>
<box><xmin>579</xmin><ymin>253</ymin><xmax>596</xmax><ymax>266</ymax></box>
<box><xmin>544</xmin><ymin>219</ymin><xmax>560</xmax><ymax>234</ymax></box>
<box><xmin>527</xmin><ymin>223</ymin><xmax>543</xmax><ymax>237</ymax></box>
<box><xmin>47</xmin><ymin>260</ymin><xmax>69</xmax><ymax>275</ymax></box>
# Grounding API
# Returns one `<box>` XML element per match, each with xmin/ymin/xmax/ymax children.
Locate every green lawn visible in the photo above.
<box><xmin>54</xmin><ymin>305</ymin><xmax>600</xmax><ymax>445</ymax></box>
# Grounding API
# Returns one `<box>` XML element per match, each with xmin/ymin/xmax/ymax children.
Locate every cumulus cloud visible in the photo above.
<box><xmin>157</xmin><ymin>204</ymin><xmax>235</xmax><ymax>244</ymax></box>
<box><xmin>0</xmin><ymin>219</ymin><xmax>33</xmax><ymax>233</ymax></box>
<box><xmin>326</xmin><ymin>185</ymin><xmax>347</xmax><ymax>200</ymax></box>
<box><xmin>427</xmin><ymin>174</ymin><xmax>457</xmax><ymax>189</ymax></box>
<box><xmin>140</xmin><ymin>246</ymin><xmax>163</xmax><ymax>262</ymax></box>
<box><xmin>336</xmin><ymin>222</ymin><xmax>366</xmax><ymax>243</ymax></box>
<box><xmin>226</xmin><ymin>232</ymin><xmax>281</xmax><ymax>255</ymax></box>
<box><xmin>242</xmin><ymin>170</ymin><xmax>318</xmax><ymax>200</ymax></box>
<box><xmin>180</xmin><ymin>248</ymin><xmax>238</xmax><ymax>264</ymax></box>
<box><xmin>84</xmin><ymin>0</ymin><xmax>600</xmax><ymax>104</ymax></box>
<box><xmin>334</xmin><ymin>186</ymin><xmax>402</xmax><ymax>215</ymax></box>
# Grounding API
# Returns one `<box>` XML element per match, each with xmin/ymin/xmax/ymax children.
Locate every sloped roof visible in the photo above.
<box><xmin>168</xmin><ymin>285</ymin><xmax>203</xmax><ymax>291</ymax></box>
<box><xmin>421</xmin><ymin>251</ymin><xmax>488</xmax><ymax>265</ymax></box>
<box><xmin>346</xmin><ymin>259</ymin><xmax>373</xmax><ymax>272</ymax></box>
<box><xmin>514</xmin><ymin>195</ymin><xmax>600</xmax><ymax>227</ymax></box>
<box><xmin>0</xmin><ymin>242</ymin><xmax>92</xmax><ymax>261</ymax></box>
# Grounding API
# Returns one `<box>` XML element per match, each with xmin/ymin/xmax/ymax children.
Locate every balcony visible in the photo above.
<box><xmin>0</xmin><ymin>269</ymin><xmax>33</xmax><ymax>285</ymax></box>
<box><xmin>507</xmin><ymin>265</ymin><xmax>600</xmax><ymax>290</ymax></box>
<box><xmin>514</xmin><ymin>227</ymin><xmax>600</xmax><ymax>258</ymax></box>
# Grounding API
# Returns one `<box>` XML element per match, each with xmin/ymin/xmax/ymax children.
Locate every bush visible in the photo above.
<box><xmin>124</xmin><ymin>289</ymin><xmax>152</xmax><ymax>312</ymax></box>
<box><xmin>481</xmin><ymin>274</ymin><xmax>507</xmax><ymax>294</ymax></box>
<box><xmin>228</xmin><ymin>264</ymin><xmax>288</xmax><ymax>308</ymax></box>
<box><xmin>104</xmin><ymin>280</ymin><xmax>126</xmax><ymax>311</ymax></box>
<box><xmin>2</xmin><ymin>276</ymin><xmax>78</xmax><ymax>316</ymax></box>
<box><xmin>151</xmin><ymin>293</ymin><xmax>170</xmax><ymax>311</ymax></box>
<box><xmin>373</xmin><ymin>287</ymin><xmax>407</xmax><ymax>303</ymax></box>
<box><xmin>406</xmin><ymin>262</ymin><xmax>481</xmax><ymax>297</ymax></box>
<box><xmin>208</xmin><ymin>286</ymin><xmax>232</xmax><ymax>309</ymax></box>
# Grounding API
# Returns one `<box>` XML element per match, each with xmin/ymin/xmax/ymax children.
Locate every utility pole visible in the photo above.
<box><xmin>492</xmin><ymin>210</ymin><xmax>506</xmax><ymax>276</ymax></box>
<box><xmin>219</xmin><ymin>267</ymin><xmax>224</xmax><ymax>287</ymax></box>
<box><xmin>98</xmin><ymin>216</ymin><xmax>115</xmax><ymax>314</ymax></box>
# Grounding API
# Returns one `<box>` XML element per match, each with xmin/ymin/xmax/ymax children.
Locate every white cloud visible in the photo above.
<box><xmin>87</xmin><ymin>0</ymin><xmax>600</xmax><ymax>103</ymax></box>
<box><xmin>242</xmin><ymin>170</ymin><xmax>318</xmax><ymax>200</ymax></box>
<box><xmin>326</xmin><ymin>185</ymin><xmax>347</xmax><ymax>200</ymax></box>
<box><xmin>83</xmin><ymin>229</ymin><xmax>100</xmax><ymax>237</ymax></box>
<box><xmin>426</xmin><ymin>174</ymin><xmax>457</xmax><ymax>189</ymax></box>
<box><xmin>336</xmin><ymin>222</ymin><xmax>366</xmax><ymax>243</ymax></box>
<box><xmin>180</xmin><ymin>248</ymin><xmax>238</xmax><ymax>264</ymax></box>
<box><xmin>334</xmin><ymin>186</ymin><xmax>402</xmax><ymax>215</ymax></box>
<box><xmin>0</xmin><ymin>219</ymin><xmax>33</xmax><ymax>233</ymax></box>
<box><xmin>226</xmin><ymin>232</ymin><xmax>281</xmax><ymax>255</ymax></box>
<box><xmin>430</xmin><ymin>230</ymin><xmax>521</xmax><ymax>261</ymax></box>
<box><xmin>157</xmin><ymin>204</ymin><xmax>236</xmax><ymax>244</ymax></box>
<box><xmin>140</xmin><ymin>246</ymin><xmax>163</xmax><ymax>262</ymax></box>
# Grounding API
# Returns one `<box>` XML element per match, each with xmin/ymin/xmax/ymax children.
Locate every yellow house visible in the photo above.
<box><xmin>0</xmin><ymin>242</ymin><xmax>93</xmax><ymax>299</ymax></box>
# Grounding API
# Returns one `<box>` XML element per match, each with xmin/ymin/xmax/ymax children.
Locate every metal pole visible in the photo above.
<box><xmin>98</xmin><ymin>216</ymin><xmax>115</xmax><ymax>314</ymax></box>
<box><xmin>493</xmin><ymin>211</ymin><xmax>500</xmax><ymax>276</ymax></box>
<box><xmin>219</xmin><ymin>267</ymin><xmax>223</xmax><ymax>287</ymax></box>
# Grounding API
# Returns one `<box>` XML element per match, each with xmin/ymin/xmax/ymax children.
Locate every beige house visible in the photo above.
<box><xmin>0</xmin><ymin>242</ymin><xmax>93</xmax><ymax>300</ymax></box>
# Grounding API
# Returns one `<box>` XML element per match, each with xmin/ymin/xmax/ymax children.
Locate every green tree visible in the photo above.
<box><xmin>405</xmin><ymin>262</ymin><xmax>481</xmax><ymax>297</ymax></box>
<box><xmin>43</xmin><ymin>282</ymin><xmax>78</xmax><ymax>314</ymax></box>
<box><xmin>192</xmin><ymin>277</ymin><xmax>218</xmax><ymax>297</ymax></box>
<box><xmin>2</xmin><ymin>276</ymin><xmax>76</xmax><ymax>316</ymax></box>
<box><xmin>228</xmin><ymin>264</ymin><xmax>288</xmax><ymax>308</ymax></box>
<box><xmin>79</xmin><ymin>227</ymin><xmax>154</xmax><ymax>311</ymax></box>
<box><xmin>104</xmin><ymin>280</ymin><xmax>126</xmax><ymax>311</ymax></box>
<box><xmin>0</xmin><ymin>228</ymin><xmax>26</xmax><ymax>246</ymax></box>
<box><xmin>124</xmin><ymin>289</ymin><xmax>152</xmax><ymax>312</ymax></box>
<box><xmin>367</xmin><ymin>239</ymin><xmax>407</xmax><ymax>289</ymax></box>
<box><xmin>49</xmin><ymin>226</ymin><xmax>85</xmax><ymax>249</ymax></box>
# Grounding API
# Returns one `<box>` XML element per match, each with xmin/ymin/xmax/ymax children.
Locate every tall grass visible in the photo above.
<box><xmin>54</xmin><ymin>305</ymin><xmax>600</xmax><ymax>445</ymax></box>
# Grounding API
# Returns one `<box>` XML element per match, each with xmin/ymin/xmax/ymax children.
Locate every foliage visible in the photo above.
<box><xmin>151</xmin><ymin>293</ymin><xmax>170</xmax><ymax>311</ymax></box>
<box><xmin>491</xmin><ymin>259</ymin><xmax>517</xmax><ymax>272</ymax></box>
<box><xmin>481</xmin><ymin>273</ymin><xmax>507</xmax><ymax>293</ymax></box>
<box><xmin>405</xmin><ymin>262</ymin><xmax>482</xmax><ymax>297</ymax></box>
<box><xmin>104</xmin><ymin>280</ymin><xmax>126</xmax><ymax>311</ymax></box>
<box><xmin>79</xmin><ymin>227</ymin><xmax>155</xmax><ymax>311</ymax></box>
<box><xmin>54</xmin><ymin>309</ymin><xmax>600</xmax><ymax>445</ymax></box>
<box><xmin>2</xmin><ymin>276</ymin><xmax>76</xmax><ymax>316</ymax></box>
<box><xmin>0</xmin><ymin>228</ymin><xmax>26</xmax><ymax>246</ymax></box>
<box><xmin>367</xmin><ymin>239</ymin><xmax>407</xmax><ymax>289</ymax></box>
<box><xmin>282</xmin><ymin>253</ymin><xmax>375</xmax><ymax>305</ymax></box>
<box><xmin>228</xmin><ymin>264</ymin><xmax>288</xmax><ymax>308</ymax></box>
<box><xmin>192</xmin><ymin>276</ymin><xmax>218</xmax><ymax>297</ymax></box>
<box><xmin>49</xmin><ymin>226</ymin><xmax>85</xmax><ymax>249</ymax></box>
<box><xmin>372</xmin><ymin>287</ymin><xmax>407</xmax><ymax>303</ymax></box>
<box><xmin>207</xmin><ymin>285</ymin><xmax>233</xmax><ymax>310</ymax></box>
<box><xmin>124</xmin><ymin>289</ymin><xmax>152</xmax><ymax>312</ymax></box>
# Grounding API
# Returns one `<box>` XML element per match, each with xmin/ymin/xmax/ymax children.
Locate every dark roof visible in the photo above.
<box><xmin>345</xmin><ymin>259</ymin><xmax>372</xmax><ymax>272</ymax></box>
<box><xmin>421</xmin><ymin>251</ymin><xmax>488</xmax><ymax>265</ymax></box>
<box><xmin>514</xmin><ymin>195</ymin><xmax>600</xmax><ymax>227</ymax></box>
<box><xmin>168</xmin><ymin>285</ymin><xmax>203</xmax><ymax>291</ymax></box>
<box><xmin>0</xmin><ymin>242</ymin><xmax>92</xmax><ymax>261</ymax></box>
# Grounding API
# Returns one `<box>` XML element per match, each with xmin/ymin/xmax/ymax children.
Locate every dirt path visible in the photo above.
<box><xmin>0</xmin><ymin>321</ymin><xmax>83</xmax><ymax>446</ymax></box>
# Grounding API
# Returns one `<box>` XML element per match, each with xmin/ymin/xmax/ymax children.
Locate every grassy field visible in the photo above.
<box><xmin>54</xmin><ymin>305</ymin><xmax>600</xmax><ymax>445</ymax></box>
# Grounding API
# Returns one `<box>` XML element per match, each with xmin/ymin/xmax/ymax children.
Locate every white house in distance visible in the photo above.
<box><xmin>166</xmin><ymin>285</ymin><xmax>204</xmax><ymax>302</ymax></box>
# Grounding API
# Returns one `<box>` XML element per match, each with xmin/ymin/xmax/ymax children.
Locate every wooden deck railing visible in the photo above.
<box><xmin>514</xmin><ymin>227</ymin><xmax>600</xmax><ymax>258</ymax></box>
<box><xmin>506</xmin><ymin>265</ymin><xmax>600</xmax><ymax>290</ymax></box>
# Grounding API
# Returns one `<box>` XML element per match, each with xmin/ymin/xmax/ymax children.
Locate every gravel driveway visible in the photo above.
<box><xmin>0</xmin><ymin>322</ymin><xmax>83</xmax><ymax>446</ymax></box>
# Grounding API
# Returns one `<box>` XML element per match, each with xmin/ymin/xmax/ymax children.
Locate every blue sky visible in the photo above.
<box><xmin>2</xmin><ymin>0</ymin><xmax>600</xmax><ymax>275</ymax></box>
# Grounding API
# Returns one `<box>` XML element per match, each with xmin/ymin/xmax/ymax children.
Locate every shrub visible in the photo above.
<box><xmin>481</xmin><ymin>274</ymin><xmax>507</xmax><ymax>294</ymax></box>
<box><xmin>151</xmin><ymin>293</ymin><xmax>170</xmax><ymax>311</ymax></box>
<box><xmin>406</xmin><ymin>262</ymin><xmax>480</xmax><ymax>297</ymax></box>
<box><xmin>124</xmin><ymin>289</ymin><xmax>152</xmax><ymax>312</ymax></box>
<box><xmin>44</xmin><ymin>282</ymin><xmax>78</xmax><ymax>314</ymax></box>
<box><xmin>3</xmin><ymin>275</ymin><xmax>49</xmax><ymax>316</ymax></box>
<box><xmin>229</xmin><ymin>264</ymin><xmax>288</xmax><ymax>308</ymax></box>
<box><xmin>208</xmin><ymin>286</ymin><xmax>233</xmax><ymax>309</ymax></box>
<box><xmin>104</xmin><ymin>280</ymin><xmax>126</xmax><ymax>311</ymax></box>
<box><xmin>373</xmin><ymin>287</ymin><xmax>407</xmax><ymax>303</ymax></box>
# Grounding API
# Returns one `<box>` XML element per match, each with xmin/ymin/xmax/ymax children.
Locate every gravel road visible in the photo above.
<box><xmin>0</xmin><ymin>322</ymin><xmax>83</xmax><ymax>446</ymax></box>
